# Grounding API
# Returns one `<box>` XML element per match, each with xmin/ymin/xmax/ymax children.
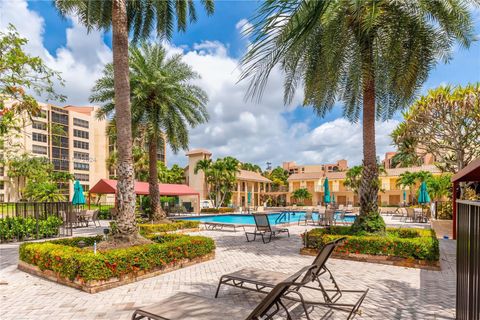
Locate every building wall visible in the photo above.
<box><xmin>186</xmin><ymin>151</ymin><xmax>211</xmax><ymax>200</ymax></box>
<box><xmin>0</xmin><ymin>102</ymin><xmax>110</xmax><ymax>202</ymax></box>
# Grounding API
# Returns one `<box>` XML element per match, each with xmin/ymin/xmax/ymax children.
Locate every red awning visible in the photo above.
<box><xmin>452</xmin><ymin>157</ymin><xmax>480</xmax><ymax>182</ymax></box>
<box><xmin>89</xmin><ymin>179</ymin><xmax>199</xmax><ymax>196</ymax></box>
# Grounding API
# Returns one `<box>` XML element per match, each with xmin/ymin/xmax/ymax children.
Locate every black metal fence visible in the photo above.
<box><xmin>456</xmin><ymin>200</ymin><xmax>480</xmax><ymax>320</ymax></box>
<box><xmin>0</xmin><ymin>202</ymin><xmax>73</xmax><ymax>241</ymax></box>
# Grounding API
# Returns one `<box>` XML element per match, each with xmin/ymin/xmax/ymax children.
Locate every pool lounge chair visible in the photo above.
<box><xmin>215</xmin><ymin>237</ymin><xmax>368</xmax><ymax>320</ymax></box>
<box><xmin>298</xmin><ymin>209</ymin><xmax>315</xmax><ymax>225</ymax></box>
<box><xmin>131</xmin><ymin>264</ymin><xmax>320</xmax><ymax>320</ymax></box>
<box><xmin>245</xmin><ymin>214</ymin><xmax>289</xmax><ymax>243</ymax></box>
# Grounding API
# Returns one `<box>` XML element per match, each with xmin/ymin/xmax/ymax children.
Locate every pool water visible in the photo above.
<box><xmin>177</xmin><ymin>211</ymin><xmax>357</xmax><ymax>225</ymax></box>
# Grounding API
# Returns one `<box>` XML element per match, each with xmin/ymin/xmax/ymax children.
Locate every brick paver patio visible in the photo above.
<box><xmin>0</xmin><ymin>220</ymin><xmax>456</xmax><ymax>320</ymax></box>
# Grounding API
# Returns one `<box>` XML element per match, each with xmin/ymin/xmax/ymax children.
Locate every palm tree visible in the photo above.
<box><xmin>55</xmin><ymin>0</ymin><xmax>214</xmax><ymax>241</ymax></box>
<box><xmin>92</xmin><ymin>43</ymin><xmax>208</xmax><ymax>220</ymax></box>
<box><xmin>240</xmin><ymin>0</ymin><xmax>475</xmax><ymax>232</ymax></box>
<box><xmin>343</xmin><ymin>166</ymin><xmax>363</xmax><ymax>195</ymax></box>
<box><xmin>291</xmin><ymin>188</ymin><xmax>312</xmax><ymax>205</ymax></box>
<box><xmin>396</xmin><ymin>171</ymin><xmax>417</xmax><ymax>205</ymax></box>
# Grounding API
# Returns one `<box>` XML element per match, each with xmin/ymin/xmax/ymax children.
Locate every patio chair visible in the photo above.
<box><xmin>338</xmin><ymin>204</ymin><xmax>345</xmax><ymax>211</ymax></box>
<box><xmin>298</xmin><ymin>209</ymin><xmax>314</xmax><ymax>225</ymax></box>
<box><xmin>345</xmin><ymin>204</ymin><xmax>353</xmax><ymax>213</ymax></box>
<box><xmin>335</xmin><ymin>211</ymin><xmax>346</xmax><ymax>225</ymax></box>
<box><xmin>319</xmin><ymin>209</ymin><xmax>335</xmax><ymax>226</ymax></box>
<box><xmin>215</xmin><ymin>237</ymin><xmax>368</xmax><ymax>320</ymax></box>
<box><xmin>404</xmin><ymin>207</ymin><xmax>415</xmax><ymax>222</ymax></box>
<box><xmin>245</xmin><ymin>214</ymin><xmax>289</xmax><ymax>244</ymax></box>
<box><xmin>131</xmin><ymin>264</ymin><xmax>320</xmax><ymax>320</ymax></box>
<box><xmin>83</xmin><ymin>209</ymin><xmax>100</xmax><ymax>227</ymax></box>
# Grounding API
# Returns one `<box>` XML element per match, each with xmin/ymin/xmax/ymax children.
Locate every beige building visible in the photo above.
<box><xmin>184</xmin><ymin>149</ymin><xmax>273</xmax><ymax>208</ymax></box>
<box><xmin>288</xmin><ymin>161</ymin><xmax>442</xmax><ymax>206</ymax></box>
<box><xmin>0</xmin><ymin>102</ymin><xmax>110</xmax><ymax>201</ymax></box>
<box><xmin>283</xmin><ymin>159</ymin><xmax>348</xmax><ymax>175</ymax></box>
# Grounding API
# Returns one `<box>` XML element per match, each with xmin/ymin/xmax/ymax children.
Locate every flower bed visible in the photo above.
<box><xmin>18</xmin><ymin>234</ymin><xmax>215</xmax><ymax>293</ymax></box>
<box><xmin>0</xmin><ymin>216</ymin><xmax>63</xmax><ymax>242</ymax></box>
<box><xmin>200</xmin><ymin>207</ymin><xmax>235</xmax><ymax>214</ymax></box>
<box><xmin>302</xmin><ymin>226</ymin><xmax>440</xmax><ymax>269</ymax></box>
<box><xmin>138</xmin><ymin>220</ymin><xmax>200</xmax><ymax>235</ymax></box>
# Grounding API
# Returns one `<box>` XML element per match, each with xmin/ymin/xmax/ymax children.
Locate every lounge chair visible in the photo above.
<box><xmin>215</xmin><ymin>237</ymin><xmax>368</xmax><ymax>320</ymax></box>
<box><xmin>131</xmin><ymin>264</ymin><xmax>320</xmax><ymax>320</ymax></box>
<box><xmin>345</xmin><ymin>204</ymin><xmax>353</xmax><ymax>213</ymax></box>
<box><xmin>298</xmin><ymin>209</ymin><xmax>315</xmax><ymax>225</ymax></box>
<box><xmin>245</xmin><ymin>214</ymin><xmax>289</xmax><ymax>243</ymax></box>
<box><xmin>319</xmin><ymin>209</ymin><xmax>335</xmax><ymax>226</ymax></box>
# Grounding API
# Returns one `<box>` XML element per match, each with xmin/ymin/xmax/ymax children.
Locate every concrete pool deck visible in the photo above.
<box><xmin>0</xmin><ymin>217</ymin><xmax>455</xmax><ymax>319</ymax></box>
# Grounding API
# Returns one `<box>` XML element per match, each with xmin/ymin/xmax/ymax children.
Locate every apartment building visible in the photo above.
<box><xmin>184</xmin><ymin>149</ymin><xmax>273</xmax><ymax>208</ymax></box>
<box><xmin>283</xmin><ymin>159</ymin><xmax>348</xmax><ymax>175</ymax></box>
<box><xmin>287</xmin><ymin>153</ymin><xmax>442</xmax><ymax>206</ymax></box>
<box><xmin>0</xmin><ymin>102</ymin><xmax>109</xmax><ymax>201</ymax></box>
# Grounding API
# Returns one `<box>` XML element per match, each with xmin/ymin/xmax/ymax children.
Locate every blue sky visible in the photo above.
<box><xmin>3</xmin><ymin>1</ymin><xmax>480</xmax><ymax>167</ymax></box>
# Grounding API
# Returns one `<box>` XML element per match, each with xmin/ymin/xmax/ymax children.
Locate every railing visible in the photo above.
<box><xmin>456</xmin><ymin>200</ymin><xmax>480</xmax><ymax>320</ymax></box>
<box><xmin>275</xmin><ymin>211</ymin><xmax>290</xmax><ymax>224</ymax></box>
<box><xmin>0</xmin><ymin>201</ymin><xmax>73</xmax><ymax>240</ymax></box>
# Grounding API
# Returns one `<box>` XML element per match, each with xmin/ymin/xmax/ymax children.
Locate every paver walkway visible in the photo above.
<box><xmin>0</xmin><ymin>221</ymin><xmax>456</xmax><ymax>320</ymax></box>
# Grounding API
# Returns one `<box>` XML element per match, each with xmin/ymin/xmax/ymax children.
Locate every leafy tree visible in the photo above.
<box><xmin>343</xmin><ymin>166</ymin><xmax>363</xmax><ymax>195</ymax></box>
<box><xmin>158</xmin><ymin>162</ymin><xmax>185</xmax><ymax>184</ymax></box>
<box><xmin>396</xmin><ymin>171</ymin><xmax>420</xmax><ymax>204</ymax></box>
<box><xmin>194</xmin><ymin>157</ymin><xmax>240</xmax><ymax>208</ymax></box>
<box><xmin>240</xmin><ymin>0</ymin><xmax>475</xmax><ymax>233</ymax></box>
<box><xmin>93</xmin><ymin>43</ymin><xmax>208</xmax><ymax>221</ymax></box>
<box><xmin>392</xmin><ymin>83</ymin><xmax>480</xmax><ymax>172</ymax></box>
<box><xmin>0</xmin><ymin>25</ymin><xmax>64</xmax><ymax>155</ymax></box>
<box><xmin>390</xmin><ymin>122</ymin><xmax>422</xmax><ymax>168</ymax></box>
<box><xmin>55</xmin><ymin>0</ymin><xmax>214</xmax><ymax>241</ymax></box>
<box><xmin>241</xmin><ymin>162</ymin><xmax>262</xmax><ymax>173</ymax></box>
<box><xmin>264</xmin><ymin>166</ymin><xmax>289</xmax><ymax>190</ymax></box>
<box><xmin>291</xmin><ymin>188</ymin><xmax>312</xmax><ymax>204</ymax></box>
<box><xmin>426</xmin><ymin>174</ymin><xmax>452</xmax><ymax>202</ymax></box>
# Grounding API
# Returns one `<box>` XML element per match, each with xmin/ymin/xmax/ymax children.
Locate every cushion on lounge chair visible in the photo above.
<box><xmin>134</xmin><ymin>292</ymin><xmax>250</xmax><ymax>320</ymax></box>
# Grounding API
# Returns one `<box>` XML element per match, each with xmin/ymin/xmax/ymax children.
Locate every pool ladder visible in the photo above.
<box><xmin>275</xmin><ymin>211</ymin><xmax>291</xmax><ymax>224</ymax></box>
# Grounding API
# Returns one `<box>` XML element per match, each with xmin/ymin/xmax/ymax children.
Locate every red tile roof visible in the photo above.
<box><xmin>89</xmin><ymin>179</ymin><xmax>199</xmax><ymax>196</ymax></box>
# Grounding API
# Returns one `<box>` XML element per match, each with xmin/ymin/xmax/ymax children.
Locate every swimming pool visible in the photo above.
<box><xmin>176</xmin><ymin>211</ymin><xmax>357</xmax><ymax>225</ymax></box>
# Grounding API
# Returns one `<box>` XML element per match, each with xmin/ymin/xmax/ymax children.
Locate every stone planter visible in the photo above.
<box><xmin>18</xmin><ymin>252</ymin><xmax>215</xmax><ymax>293</ymax></box>
<box><xmin>300</xmin><ymin>248</ymin><xmax>440</xmax><ymax>270</ymax></box>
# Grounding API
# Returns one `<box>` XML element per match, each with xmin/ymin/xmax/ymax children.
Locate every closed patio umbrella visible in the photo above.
<box><xmin>323</xmin><ymin>178</ymin><xmax>331</xmax><ymax>206</ymax></box>
<box><xmin>72</xmin><ymin>180</ymin><xmax>86</xmax><ymax>205</ymax></box>
<box><xmin>418</xmin><ymin>181</ymin><xmax>431</xmax><ymax>204</ymax></box>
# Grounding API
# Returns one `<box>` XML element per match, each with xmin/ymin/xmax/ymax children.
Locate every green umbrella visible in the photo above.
<box><xmin>72</xmin><ymin>180</ymin><xmax>86</xmax><ymax>205</ymax></box>
<box><xmin>417</xmin><ymin>181</ymin><xmax>431</xmax><ymax>204</ymax></box>
<box><xmin>403</xmin><ymin>190</ymin><xmax>407</xmax><ymax>201</ymax></box>
<box><xmin>323</xmin><ymin>178</ymin><xmax>331</xmax><ymax>204</ymax></box>
<box><xmin>247</xmin><ymin>191</ymin><xmax>252</xmax><ymax>205</ymax></box>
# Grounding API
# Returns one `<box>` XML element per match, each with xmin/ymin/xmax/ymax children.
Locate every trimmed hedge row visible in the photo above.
<box><xmin>200</xmin><ymin>208</ymin><xmax>235</xmax><ymax>213</ymax></box>
<box><xmin>19</xmin><ymin>234</ymin><xmax>215</xmax><ymax>282</ymax></box>
<box><xmin>0</xmin><ymin>216</ymin><xmax>63</xmax><ymax>242</ymax></box>
<box><xmin>138</xmin><ymin>220</ymin><xmax>200</xmax><ymax>235</ymax></box>
<box><xmin>304</xmin><ymin>226</ymin><xmax>439</xmax><ymax>261</ymax></box>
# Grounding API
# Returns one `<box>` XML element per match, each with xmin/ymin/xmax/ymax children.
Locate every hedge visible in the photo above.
<box><xmin>0</xmin><ymin>216</ymin><xmax>63</xmax><ymax>242</ymax></box>
<box><xmin>304</xmin><ymin>226</ymin><xmax>439</xmax><ymax>261</ymax></box>
<box><xmin>138</xmin><ymin>220</ymin><xmax>200</xmax><ymax>235</ymax></box>
<box><xmin>19</xmin><ymin>234</ymin><xmax>215</xmax><ymax>282</ymax></box>
<box><xmin>200</xmin><ymin>208</ymin><xmax>235</xmax><ymax>214</ymax></box>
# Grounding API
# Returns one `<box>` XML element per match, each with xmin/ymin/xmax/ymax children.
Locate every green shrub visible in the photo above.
<box><xmin>351</xmin><ymin>211</ymin><xmax>386</xmax><ymax>234</ymax></box>
<box><xmin>304</xmin><ymin>226</ymin><xmax>439</xmax><ymax>261</ymax></box>
<box><xmin>200</xmin><ymin>208</ymin><xmax>235</xmax><ymax>214</ymax></box>
<box><xmin>0</xmin><ymin>216</ymin><xmax>63</xmax><ymax>242</ymax></box>
<box><xmin>138</xmin><ymin>220</ymin><xmax>200</xmax><ymax>235</ymax></box>
<box><xmin>19</xmin><ymin>234</ymin><xmax>215</xmax><ymax>281</ymax></box>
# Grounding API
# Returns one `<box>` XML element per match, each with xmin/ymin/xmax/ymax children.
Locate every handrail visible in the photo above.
<box><xmin>275</xmin><ymin>211</ymin><xmax>290</xmax><ymax>224</ymax></box>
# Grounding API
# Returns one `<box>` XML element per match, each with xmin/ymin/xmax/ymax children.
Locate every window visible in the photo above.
<box><xmin>74</xmin><ymin>173</ymin><xmax>89</xmax><ymax>181</ymax></box>
<box><xmin>74</xmin><ymin>151</ymin><xmax>89</xmax><ymax>161</ymax></box>
<box><xmin>32</xmin><ymin>132</ymin><xmax>47</xmax><ymax>143</ymax></box>
<box><xmin>0</xmin><ymin>166</ymin><xmax>4</xmax><ymax>176</ymax></box>
<box><xmin>0</xmin><ymin>181</ymin><xmax>4</xmax><ymax>190</ymax></box>
<box><xmin>32</xmin><ymin>121</ymin><xmax>47</xmax><ymax>130</ymax></box>
<box><xmin>73</xmin><ymin>129</ymin><xmax>89</xmax><ymax>139</ymax></box>
<box><xmin>52</xmin><ymin>147</ymin><xmax>68</xmax><ymax>159</ymax></box>
<box><xmin>81</xmin><ymin>184</ymin><xmax>89</xmax><ymax>192</ymax></box>
<box><xmin>52</xmin><ymin>159</ymin><xmax>69</xmax><ymax>171</ymax></box>
<box><xmin>73</xmin><ymin>118</ymin><xmax>89</xmax><ymax>128</ymax></box>
<box><xmin>51</xmin><ymin>111</ymin><xmax>68</xmax><ymax>125</ymax></box>
<box><xmin>74</xmin><ymin>162</ymin><xmax>89</xmax><ymax>171</ymax></box>
<box><xmin>52</xmin><ymin>136</ymin><xmax>69</xmax><ymax>148</ymax></box>
<box><xmin>35</xmin><ymin>110</ymin><xmax>47</xmax><ymax>119</ymax></box>
<box><xmin>74</xmin><ymin>140</ymin><xmax>89</xmax><ymax>150</ymax></box>
<box><xmin>32</xmin><ymin>145</ymin><xmax>48</xmax><ymax>155</ymax></box>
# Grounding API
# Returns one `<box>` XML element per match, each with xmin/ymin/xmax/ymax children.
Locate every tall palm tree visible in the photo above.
<box><xmin>92</xmin><ymin>43</ymin><xmax>208</xmax><ymax>220</ymax></box>
<box><xmin>241</xmin><ymin>0</ymin><xmax>475</xmax><ymax>232</ymax></box>
<box><xmin>396</xmin><ymin>171</ymin><xmax>418</xmax><ymax>205</ymax></box>
<box><xmin>55</xmin><ymin>0</ymin><xmax>214</xmax><ymax>241</ymax></box>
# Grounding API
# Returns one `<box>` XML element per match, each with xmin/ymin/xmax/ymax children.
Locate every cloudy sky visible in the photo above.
<box><xmin>1</xmin><ymin>1</ymin><xmax>479</xmax><ymax>169</ymax></box>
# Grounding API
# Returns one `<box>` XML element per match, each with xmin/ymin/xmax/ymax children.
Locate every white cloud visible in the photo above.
<box><xmin>0</xmin><ymin>0</ymin><xmax>112</xmax><ymax>106</ymax></box>
<box><xmin>235</xmin><ymin>18</ymin><xmax>252</xmax><ymax>35</ymax></box>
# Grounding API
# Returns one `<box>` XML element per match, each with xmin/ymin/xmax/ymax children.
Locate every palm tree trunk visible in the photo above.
<box><xmin>358</xmin><ymin>49</ymin><xmax>379</xmax><ymax>221</ymax></box>
<box><xmin>111</xmin><ymin>0</ymin><xmax>138</xmax><ymax>241</ymax></box>
<box><xmin>148</xmin><ymin>139</ymin><xmax>166</xmax><ymax>221</ymax></box>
